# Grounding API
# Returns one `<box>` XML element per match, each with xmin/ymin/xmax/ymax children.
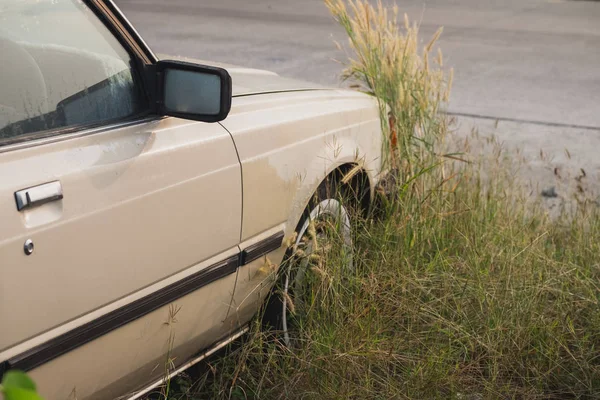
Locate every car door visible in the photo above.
<box><xmin>0</xmin><ymin>1</ymin><xmax>241</xmax><ymax>398</ymax></box>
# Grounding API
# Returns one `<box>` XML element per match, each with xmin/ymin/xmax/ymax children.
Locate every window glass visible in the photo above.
<box><xmin>0</xmin><ymin>0</ymin><xmax>146</xmax><ymax>143</ymax></box>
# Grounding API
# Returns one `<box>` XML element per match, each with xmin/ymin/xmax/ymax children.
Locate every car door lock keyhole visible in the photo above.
<box><xmin>24</xmin><ymin>239</ymin><xmax>34</xmax><ymax>256</ymax></box>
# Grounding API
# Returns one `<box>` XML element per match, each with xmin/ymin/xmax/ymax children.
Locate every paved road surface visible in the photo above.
<box><xmin>116</xmin><ymin>0</ymin><xmax>600</xmax><ymax>197</ymax></box>
<box><xmin>116</xmin><ymin>0</ymin><xmax>599</xmax><ymax>128</ymax></box>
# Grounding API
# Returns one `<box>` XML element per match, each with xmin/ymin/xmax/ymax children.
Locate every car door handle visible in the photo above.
<box><xmin>14</xmin><ymin>181</ymin><xmax>63</xmax><ymax>211</ymax></box>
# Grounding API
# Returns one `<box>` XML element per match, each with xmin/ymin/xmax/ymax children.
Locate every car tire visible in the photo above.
<box><xmin>262</xmin><ymin>177</ymin><xmax>353</xmax><ymax>347</ymax></box>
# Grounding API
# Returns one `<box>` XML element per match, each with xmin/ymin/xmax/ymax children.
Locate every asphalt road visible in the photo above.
<box><xmin>116</xmin><ymin>0</ymin><xmax>600</xmax><ymax>197</ymax></box>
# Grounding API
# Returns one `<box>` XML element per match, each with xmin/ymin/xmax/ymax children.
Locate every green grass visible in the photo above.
<box><xmin>162</xmin><ymin>1</ymin><xmax>600</xmax><ymax>398</ymax></box>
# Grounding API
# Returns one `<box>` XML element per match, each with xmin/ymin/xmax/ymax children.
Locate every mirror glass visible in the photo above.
<box><xmin>163</xmin><ymin>69</ymin><xmax>221</xmax><ymax>115</ymax></box>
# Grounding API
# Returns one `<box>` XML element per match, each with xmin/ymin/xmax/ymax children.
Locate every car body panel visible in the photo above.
<box><xmin>28</xmin><ymin>248</ymin><xmax>240</xmax><ymax>400</ymax></box>
<box><xmin>0</xmin><ymin>117</ymin><xmax>242</xmax><ymax>398</ymax></box>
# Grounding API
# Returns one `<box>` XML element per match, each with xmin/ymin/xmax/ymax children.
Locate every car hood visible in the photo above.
<box><xmin>158</xmin><ymin>54</ymin><xmax>326</xmax><ymax>97</ymax></box>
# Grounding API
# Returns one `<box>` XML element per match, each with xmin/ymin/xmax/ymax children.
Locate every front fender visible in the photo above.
<box><xmin>221</xmin><ymin>89</ymin><xmax>383</xmax><ymax>242</ymax></box>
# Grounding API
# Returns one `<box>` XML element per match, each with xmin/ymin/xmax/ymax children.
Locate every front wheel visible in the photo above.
<box><xmin>263</xmin><ymin>181</ymin><xmax>354</xmax><ymax>347</ymax></box>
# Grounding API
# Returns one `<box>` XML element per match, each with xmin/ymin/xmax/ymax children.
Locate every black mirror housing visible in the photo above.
<box><xmin>154</xmin><ymin>60</ymin><xmax>232</xmax><ymax>123</ymax></box>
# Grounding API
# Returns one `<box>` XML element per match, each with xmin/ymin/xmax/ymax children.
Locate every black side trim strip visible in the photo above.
<box><xmin>241</xmin><ymin>231</ymin><xmax>285</xmax><ymax>265</ymax></box>
<box><xmin>4</xmin><ymin>255</ymin><xmax>239</xmax><ymax>374</ymax></box>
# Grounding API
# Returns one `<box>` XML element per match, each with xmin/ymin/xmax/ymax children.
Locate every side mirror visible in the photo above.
<box><xmin>156</xmin><ymin>60</ymin><xmax>232</xmax><ymax>123</ymax></box>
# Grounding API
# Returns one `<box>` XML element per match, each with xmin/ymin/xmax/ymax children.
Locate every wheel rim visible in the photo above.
<box><xmin>282</xmin><ymin>198</ymin><xmax>352</xmax><ymax>347</ymax></box>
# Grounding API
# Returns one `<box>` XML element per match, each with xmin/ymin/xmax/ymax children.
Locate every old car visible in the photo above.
<box><xmin>0</xmin><ymin>0</ymin><xmax>383</xmax><ymax>398</ymax></box>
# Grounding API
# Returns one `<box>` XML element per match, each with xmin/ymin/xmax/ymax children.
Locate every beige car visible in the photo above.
<box><xmin>0</xmin><ymin>0</ymin><xmax>383</xmax><ymax>398</ymax></box>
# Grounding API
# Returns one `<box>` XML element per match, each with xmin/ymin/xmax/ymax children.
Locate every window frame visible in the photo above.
<box><xmin>0</xmin><ymin>0</ymin><xmax>159</xmax><ymax>151</ymax></box>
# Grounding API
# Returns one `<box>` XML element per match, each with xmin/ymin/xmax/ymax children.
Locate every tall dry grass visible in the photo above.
<box><xmin>327</xmin><ymin>0</ymin><xmax>452</xmax><ymax>175</ymax></box>
<box><xmin>163</xmin><ymin>1</ymin><xmax>600</xmax><ymax>399</ymax></box>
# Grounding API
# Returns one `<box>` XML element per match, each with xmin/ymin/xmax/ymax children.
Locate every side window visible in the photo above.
<box><xmin>0</xmin><ymin>0</ymin><xmax>147</xmax><ymax>144</ymax></box>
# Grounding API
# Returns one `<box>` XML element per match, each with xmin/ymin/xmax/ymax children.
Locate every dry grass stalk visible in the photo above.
<box><xmin>326</xmin><ymin>0</ymin><xmax>452</xmax><ymax>175</ymax></box>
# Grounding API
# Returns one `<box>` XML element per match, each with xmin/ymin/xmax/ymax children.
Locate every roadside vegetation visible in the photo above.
<box><xmin>1</xmin><ymin>371</ymin><xmax>43</xmax><ymax>400</ymax></box>
<box><xmin>164</xmin><ymin>0</ymin><xmax>600</xmax><ymax>398</ymax></box>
